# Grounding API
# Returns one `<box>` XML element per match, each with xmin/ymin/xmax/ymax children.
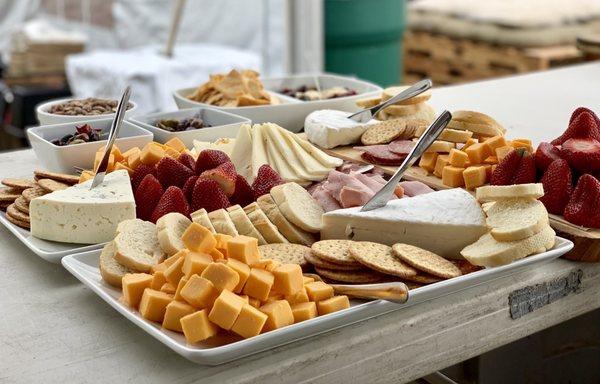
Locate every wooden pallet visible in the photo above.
<box><xmin>403</xmin><ymin>31</ymin><xmax>585</xmax><ymax>85</ymax></box>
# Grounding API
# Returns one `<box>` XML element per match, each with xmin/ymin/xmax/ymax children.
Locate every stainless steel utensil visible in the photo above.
<box><xmin>304</xmin><ymin>273</ymin><xmax>409</xmax><ymax>303</ymax></box>
<box><xmin>348</xmin><ymin>78</ymin><xmax>432</xmax><ymax>123</ymax></box>
<box><xmin>360</xmin><ymin>110</ymin><xmax>452</xmax><ymax>211</ymax></box>
<box><xmin>89</xmin><ymin>86</ymin><xmax>131</xmax><ymax>189</ymax></box>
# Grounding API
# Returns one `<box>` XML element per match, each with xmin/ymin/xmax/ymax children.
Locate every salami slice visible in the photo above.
<box><xmin>360</xmin><ymin>146</ymin><xmax>407</xmax><ymax>165</ymax></box>
<box><xmin>388</xmin><ymin>139</ymin><xmax>415</xmax><ymax>155</ymax></box>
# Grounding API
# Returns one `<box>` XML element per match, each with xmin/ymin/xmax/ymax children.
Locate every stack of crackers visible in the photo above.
<box><xmin>356</xmin><ymin>86</ymin><xmax>436</xmax><ymax>124</ymax></box>
<box><xmin>0</xmin><ymin>170</ymin><xmax>79</xmax><ymax>229</ymax></box>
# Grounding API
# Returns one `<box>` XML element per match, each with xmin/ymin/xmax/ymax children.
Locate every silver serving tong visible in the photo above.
<box><xmin>90</xmin><ymin>86</ymin><xmax>131</xmax><ymax>189</ymax></box>
<box><xmin>360</xmin><ymin>110</ymin><xmax>453</xmax><ymax>212</ymax></box>
<box><xmin>348</xmin><ymin>78</ymin><xmax>432</xmax><ymax>123</ymax></box>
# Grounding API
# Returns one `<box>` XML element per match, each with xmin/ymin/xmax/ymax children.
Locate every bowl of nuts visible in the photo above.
<box><xmin>36</xmin><ymin>97</ymin><xmax>138</xmax><ymax>125</ymax></box>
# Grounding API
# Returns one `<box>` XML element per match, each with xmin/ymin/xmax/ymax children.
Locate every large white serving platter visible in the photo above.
<box><xmin>0</xmin><ymin>211</ymin><xmax>105</xmax><ymax>263</ymax></box>
<box><xmin>62</xmin><ymin>237</ymin><xmax>572</xmax><ymax>366</ymax></box>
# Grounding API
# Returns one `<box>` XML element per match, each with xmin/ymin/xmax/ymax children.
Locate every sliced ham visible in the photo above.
<box><xmin>398</xmin><ymin>181</ymin><xmax>434</xmax><ymax>197</ymax></box>
<box><xmin>353</xmin><ymin>172</ymin><xmax>385</xmax><ymax>193</ymax></box>
<box><xmin>311</xmin><ymin>185</ymin><xmax>342</xmax><ymax>212</ymax></box>
<box><xmin>339</xmin><ymin>186</ymin><xmax>374</xmax><ymax>208</ymax></box>
<box><xmin>394</xmin><ymin>185</ymin><xmax>404</xmax><ymax>198</ymax></box>
<box><xmin>388</xmin><ymin>139</ymin><xmax>415</xmax><ymax>155</ymax></box>
<box><xmin>323</xmin><ymin>170</ymin><xmax>373</xmax><ymax>202</ymax></box>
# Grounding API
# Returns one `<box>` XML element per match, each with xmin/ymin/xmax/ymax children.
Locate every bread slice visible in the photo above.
<box><xmin>99</xmin><ymin>241</ymin><xmax>135</xmax><ymax>288</ymax></box>
<box><xmin>256</xmin><ymin>194</ymin><xmax>315</xmax><ymax>246</ymax></box>
<box><xmin>156</xmin><ymin>212</ymin><xmax>191</xmax><ymax>256</ymax></box>
<box><xmin>451</xmin><ymin>110</ymin><xmax>506</xmax><ymax>134</ymax></box>
<box><xmin>486</xmin><ymin>199</ymin><xmax>549</xmax><ymax>242</ymax></box>
<box><xmin>476</xmin><ymin>184</ymin><xmax>544</xmax><ymax>203</ymax></box>
<box><xmin>208</xmin><ymin>208</ymin><xmax>239</xmax><ymax>236</ymax></box>
<box><xmin>461</xmin><ymin>225</ymin><xmax>555</xmax><ymax>267</ymax></box>
<box><xmin>114</xmin><ymin>219</ymin><xmax>165</xmax><ymax>273</ymax></box>
<box><xmin>226</xmin><ymin>204</ymin><xmax>267</xmax><ymax>244</ymax></box>
<box><xmin>244</xmin><ymin>202</ymin><xmax>289</xmax><ymax>244</ymax></box>
<box><xmin>191</xmin><ymin>208</ymin><xmax>216</xmax><ymax>234</ymax></box>
<box><xmin>270</xmin><ymin>182</ymin><xmax>324</xmax><ymax>233</ymax></box>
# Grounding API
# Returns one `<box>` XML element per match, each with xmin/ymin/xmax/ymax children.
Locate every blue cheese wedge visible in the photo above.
<box><xmin>321</xmin><ymin>189</ymin><xmax>487</xmax><ymax>259</ymax></box>
<box><xmin>30</xmin><ymin>170</ymin><xmax>135</xmax><ymax>244</ymax></box>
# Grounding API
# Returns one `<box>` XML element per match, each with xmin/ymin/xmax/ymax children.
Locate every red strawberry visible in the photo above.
<box><xmin>251</xmin><ymin>164</ymin><xmax>284</xmax><ymax>199</ymax></box>
<box><xmin>491</xmin><ymin>148</ymin><xmax>523</xmax><ymax>185</ymax></box>
<box><xmin>569</xmin><ymin>107</ymin><xmax>600</xmax><ymax>127</ymax></box>
<box><xmin>200</xmin><ymin>161</ymin><xmax>237</xmax><ymax>196</ymax></box>
<box><xmin>150</xmin><ymin>186</ymin><xmax>190</xmax><ymax>223</ymax></box>
<box><xmin>156</xmin><ymin>156</ymin><xmax>195</xmax><ymax>189</ymax></box>
<box><xmin>131</xmin><ymin>163</ymin><xmax>157</xmax><ymax>191</ymax></box>
<box><xmin>230</xmin><ymin>175</ymin><xmax>255</xmax><ymax>206</ymax></box>
<box><xmin>560</xmin><ymin>138</ymin><xmax>600</xmax><ymax>175</ymax></box>
<box><xmin>539</xmin><ymin>159</ymin><xmax>572</xmax><ymax>215</ymax></box>
<box><xmin>195</xmin><ymin>149</ymin><xmax>231</xmax><ymax>175</ymax></box>
<box><xmin>178</xmin><ymin>152</ymin><xmax>196</xmax><ymax>171</ymax></box>
<box><xmin>563</xmin><ymin>174</ymin><xmax>600</xmax><ymax>228</ymax></box>
<box><xmin>190</xmin><ymin>177</ymin><xmax>230</xmax><ymax>212</ymax></box>
<box><xmin>535</xmin><ymin>142</ymin><xmax>561</xmax><ymax>172</ymax></box>
<box><xmin>182</xmin><ymin>175</ymin><xmax>199</xmax><ymax>204</ymax></box>
<box><xmin>512</xmin><ymin>152</ymin><xmax>536</xmax><ymax>184</ymax></box>
<box><xmin>552</xmin><ymin>108</ymin><xmax>600</xmax><ymax>145</ymax></box>
<box><xmin>134</xmin><ymin>174</ymin><xmax>163</xmax><ymax>221</ymax></box>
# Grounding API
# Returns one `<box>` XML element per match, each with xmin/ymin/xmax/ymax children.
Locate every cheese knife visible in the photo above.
<box><xmin>347</xmin><ymin>78</ymin><xmax>432</xmax><ymax>123</ymax></box>
<box><xmin>304</xmin><ymin>273</ymin><xmax>409</xmax><ymax>303</ymax></box>
<box><xmin>360</xmin><ymin>110</ymin><xmax>452</xmax><ymax>212</ymax></box>
<box><xmin>90</xmin><ymin>86</ymin><xmax>131</xmax><ymax>189</ymax></box>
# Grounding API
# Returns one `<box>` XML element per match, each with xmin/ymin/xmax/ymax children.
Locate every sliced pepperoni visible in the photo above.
<box><xmin>388</xmin><ymin>139</ymin><xmax>415</xmax><ymax>155</ymax></box>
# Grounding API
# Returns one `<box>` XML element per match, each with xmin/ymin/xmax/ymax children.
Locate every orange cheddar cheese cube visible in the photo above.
<box><xmin>182</xmin><ymin>251</ymin><xmax>213</xmax><ymax>278</ymax></box>
<box><xmin>163</xmin><ymin>251</ymin><xmax>184</xmax><ymax>268</ymax></box>
<box><xmin>317</xmin><ymin>295</ymin><xmax>350</xmax><ymax>316</ymax></box>
<box><xmin>304</xmin><ymin>281</ymin><xmax>334</xmax><ymax>302</ymax></box>
<box><xmin>272</xmin><ymin>264</ymin><xmax>303</xmax><ymax>295</ymax></box>
<box><xmin>122</xmin><ymin>273</ymin><xmax>153</xmax><ymax>308</ymax></box>
<box><xmin>231</xmin><ymin>304</ymin><xmax>268</xmax><ymax>338</ymax></box>
<box><xmin>303</xmin><ymin>276</ymin><xmax>315</xmax><ymax>285</ymax></box>
<box><xmin>461</xmin><ymin>137</ymin><xmax>478</xmax><ymax>151</ymax></box>
<box><xmin>248</xmin><ymin>297</ymin><xmax>261</xmax><ymax>308</ymax></box>
<box><xmin>484</xmin><ymin>135</ymin><xmax>507</xmax><ymax>152</ymax></box>
<box><xmin>208</xmin><ymin>290</ymin><xmax>246</xmax><ymax>330</ymax></box>
<box><xmin>433</xmin><ymin>154</ymin><xmax>450</xmax><ymax>178</ymax></box>
<box><xmin>182</xmin><ymin>223</ymin><xmax>217</xmax><ymax>253</ymax></box>
<box><xmin>139</xmin><ymin>289</ymin><xmax>173</xmax><ymax>322</ymax></box>
<box><xmin>140</xmin><ymin>143</ymin><xmax>165</xmax><ymax>165</ymax></box>
<box><xmin>114</xmin><ymin>162</ymin><xmax>134</xmax><ymax>176</ymax></box>
<box><xmin>180</xmin><ymin>275</ymin><xmax>219</xmax><ymax>308</ymax></box>
<box><xmin>164</xmin><ymin>146</ymin><xmax>180</xmax><ymax>159</ymax></box>
<box><xmin>442</xmin><ymin>165</ymin><xmax>465</xmax><ymax>187</ymax></box>
<box><xmin>482</xmin><ymin>164</ymin><xmax>493</xmax><ymax>179</ymax></box>
<box><xmin>285</xmin><ymin>287</ymin><xmax>309</xmax><ymax>305</ymax></box>
<box><xmin>418</xmin><ymin>152</ymin><xmax>438</xmax><ymax>173</ymax></box>
<box><xmin>94</xmin><ymin>153</ymin><xmax>115</xmax><ymax>173</ymax></box>
<box><xmin>209</xmin><ymin>248</ymin><xmax>225</xmax><ymax>260</ymax></box>
<box><xmin>239</xmin><ymin>294</ymin><xmax>250</xmax><ymax>303</ymax></box>
<box><xmin>512</xmin><ymin>138</ymin><xmax>532</xmax><ymax>146</ymax></box>
<box><xmin>122</xmin><ymin>147</ymin><xmax>140</xmax><ymax>159</ymax></box>
<box><xmin>251</xmin><ymin>258</ymin><xmax>280</xmax><ymax>271</ymax></box>
<box><xmin>448</xmin><ymin>149</ymin><xmax>469</xmax><ymax>168</ymax></box>
<box><xmin>509</xmin><ymin>140</ymin><xmax>533</xmax><ymax>154</ymax></box>
<box><xmin>483</xmin><ymin>156</ymin><xmax>498</xmax><ymax>165</ymax></box>
<box><xmin>151</xmin><ymin>262</ymin><xmax>167</xmax><ymax>274</ymax></box>
<box><xmin>495</xmin><ymin>145</ymin><xmax>514</xmax><ymax>163</ymax></box>
<box><xmin>160</xmin><ymin>282</ymin><xmax>176</xmax><ymax>294</ymax></box>
<box><xmin>227</xmin><ymin>235</ymin><xmax>260</xmax><ymax>265</ymax></box>
<box><xmin>180</xmin><ymin>310</ymin><xmax>219</xmax><ymax>343</ymax></box>
<box><xmin>201</xmin><ymin>263</ymin><xmax>239</xmax><ymax>292</ymax></box>
<box><xmin>226</xmin><ymin>258</ymin><xmax>251</xmax><ymax>293</ymax></box>
<box><xmin>162</xmin><ymin>300</ymin><xmax>195</xmax><ymax>332</ymax></box>
<box><xmin>151</xmin><ymin>270</ymin><xmax>167</xmax><ymax>290</ymax></box>
<box><xmin>174</xmin><ymin>276</ymin><xmax>188</xmax><ymax>301</ymax></box>
<box><xmin>243</xmin><ymin>268</ymin><xmax>275</xmax><ymax>301</ymax></box>
<box><xmin>465</xmin><ymin>143</ymin><xmax>491</xmax><ymax>165</ymax></box>
<box><xmin>128</xmin><ymin>151</ymin><xmax>141</xmax><ymax>169</ymax></box>
<box><xmin>164</xmin><ymin>255</ymin><xmax>185</xmax><ymax>286</ymax></box>
<box><xmin>463</xmin><ymin>166</ymin><xmax>487</xmax><ymax>190</ymax></box>
<box><xmin>78</xmin><ymin>170</ymin><xmax>94</xmax><ymax>183</ymax></box>
<box><xmin>164</xmin><ymin>137</ymin><xmax>186</xmax><ymax>152</ymax></box>
<box><xmin>260</xmin><ymin>300</ymin><xmax>294</xmax><ymax>332</ymax></box>
<box><xmin>214</xmin><ymin>233</ymin><xmax>232</xmax><ymax>256</ymax></box>
<box><xmin>291</xmin><ymin>302</ymin><xmax>318</xmax><ymax>323</ymax></box>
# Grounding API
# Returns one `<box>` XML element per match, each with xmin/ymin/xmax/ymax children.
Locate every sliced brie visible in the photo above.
<box><xmin>304</xmin><ymin>109</ymin><xmax>376</xmax><ymax>149</ymax></box>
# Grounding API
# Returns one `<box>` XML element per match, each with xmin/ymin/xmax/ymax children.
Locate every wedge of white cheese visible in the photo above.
<box><xmin>304</xmin><ymin>109</ymin><xmax>376</xmax><ymax>149</ymax></box>
<box><xmin>30</xmin><ymin>170</ymin><xmax>136</xmax><ymax>244</ymax></box>
<box><xmin>321</xmin><ymin>188</ymin><xmax>487</xmax><ymax>259</ymax></box>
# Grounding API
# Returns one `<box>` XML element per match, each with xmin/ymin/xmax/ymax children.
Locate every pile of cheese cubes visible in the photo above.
<box><xmin>121</xmin><ymin>223</ymin><xmax>350</xmax><ymax>343</ymax></box>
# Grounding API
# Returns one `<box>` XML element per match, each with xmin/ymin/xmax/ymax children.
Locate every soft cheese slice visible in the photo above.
<box><xmin>30</xmin><ymin>170</ymin><xmax>135</xmax><ymax>244</ymax></box>
<box><xmin>262</xmin><ymin>125</ymin><xmax>307</xmax><ymax>185</ymax></box>
<box><xmin>321</xmin><ymin>188</ymin><xmax>487</xmax><ymax>259</ymax></box>
<box><xmin>230</xmin><ymin>124</ymin><xmax>253</xmax><ymax>181</ymax></box>
<box><xmin>278</xmin><ymin>126</ymin><xmax>332</xmax><ymax>178</ymax></box>
<box><xmin>251</xmin><ymin>124</ymin><xmax>270</xmax><ymax>179</ymax></box>
<box><xmin>287</xmin><ymin>129</ymin><xmax>343</xmax><ymax>168</ymax></box>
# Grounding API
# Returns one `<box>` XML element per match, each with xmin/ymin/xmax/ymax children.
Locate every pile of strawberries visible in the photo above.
<box><xmin>491</xmin><ymin>107</ymin><xmax>600</xmax><ymax>228</ymax></box>
<box><xmin>131</xmin><ymin>149</ymin><xmax>283</xmax><ymax>223</ymax></box>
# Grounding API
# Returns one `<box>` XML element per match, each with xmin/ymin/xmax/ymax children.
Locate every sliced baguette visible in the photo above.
<box><xmin>256</xmin><ymin>194</ymin><xmax>315</xmax><ymax>246</ymax></box>
<box><xmin>114</xmin><ymin>219</ymin><xmax>165</xmax><ymax>273</ymax></box>
<box><xmin>190</xmin><ymin>208</ymin><xmax>216</xmax><ymax>234</ymax></box>
<box><xmin>227</xmin><ymin>204</ymin><xmax>267</xmax><ymax>245</ymax></box>
<box><xmin>476</xmin><ymin>184</ymin><xmax>544</xmax><ymax>203</ymax></box>
<box><xmin>270</xmin><ymin>182</ymin><xmax>324</xmax><ymax>233</ymax></box>
<box><xmin>461</xmin><ymin>225</ymin><xmax>555</xmax><ymax>267</ymax></box>
<box><xmin>486</xmin><ymin>199</ymin><xmax>549</xmax><ymax>242</ymax></box>
<box><xmin>99</xmin><ymin>241</ymin><xmax>135</xmax><ymax>288</ymax></box>
<box><xmin>208</xmin><ymin>208</ymin><xmax>239</xmax><ymax>236</ymax></box>
<box><xmin>243</xmin><ymin>202</ymin><xmax>289</xmax><ymax>244</ymax></box>
<box><xmin>156</xmin><ymin>212</ymin><xmax>191</xmax><ymax>256</ymax></box>
<box><xmin>451</xmin><ymin>110</ymin><xmax>506</xmax><ymax>134</ymax></box>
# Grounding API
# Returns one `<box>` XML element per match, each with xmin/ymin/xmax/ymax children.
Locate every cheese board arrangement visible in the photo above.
<box><xmin>0</xmin><ymin>72</ymin><xmax>585</xmax><ymax>366</ymax></box>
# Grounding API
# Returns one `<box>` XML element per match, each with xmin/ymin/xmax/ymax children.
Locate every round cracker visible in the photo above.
<box><xmin>22</xmin><ymin>186</ymin><xmax>47</xmax><ymax>202</ymax></box>
<box><xmin>37</xmin><ymin>178</ymin><xmax>70</xmax><ymax>192</ymax></box>
<box><xmin>361</xmin><ymin>120</ymin><xmax>406</xmax><ymax>145</ymax></box>
<box><xmin>258</xmin><ymin>243</ymin><xmax>310</xmax><ymax>270</ymax></box>
<box><xmin>1</xmin><ymin>178</ymin><xmax>36</xmax><ymax>190</ymax></box>
<box><xmin>349</xmin><ymin>241</ymin><xmax>418</xmax><ymax>278</ymax></box>
<box><xmin>13</xmin><ymin>196</ymin><xmax>29</xmax><ymax>214</ymax></box>
<box><xmin>0</xmin><ymin>187</ymin><xmax>21</xmax><ymax>202</ymax></box>
<box><xmin>315</xmin><ymin>267</ymin><xmax>385</xmax><ymax>283</ymax></box>
<box><xmin>311</xmin><ymin>240</ymin><xmax>362</xmax><ymax>266</ymax></box>
<box><xmin>5</xmin><ymin>210</ymin><xmax>29</xmax><ymax>229</ymax></box>
<box><xmin>392</xmin><ymin>243</ymin><xmax>461</xmax><ymax>279</ymax></box>
<box><xmin>7</xmin><ymin>203</ymin><xmax>29</xmax><ymax>223</ymax></box>
<box><xmin>305</xmin><ymin>251</ymin><xmax>363</xmax><ymax>271</ymax></box>
<box><xmin>34</xmin><ymin>170</ymin><xmax>79</xmax><ymax>185</ymax></box>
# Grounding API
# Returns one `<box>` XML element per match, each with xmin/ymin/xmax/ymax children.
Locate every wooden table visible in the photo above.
<box><xmin>3</xmin><ymin>64</ymin><xmax>600</xmax><ymax>383</ymax></box>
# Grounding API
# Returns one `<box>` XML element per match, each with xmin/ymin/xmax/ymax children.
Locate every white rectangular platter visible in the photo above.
<box><xmin>0</xmin><ymin>211</ymin><xmax>105</xmax><ymax>263</ymax></box>
<box><xmin>61</xmin><ymin>237</ymin><xmax>572</xmax><ymax>366</ymax></box>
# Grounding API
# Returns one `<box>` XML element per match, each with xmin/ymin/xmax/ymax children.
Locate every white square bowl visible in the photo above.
<box><xmin>27</xmin><ymin>118</ymin><xmax>153</xmax><ymax>174</ymax></box>
<box><xmin>129</xmin><ymin>107</ymin><xmax>251</xmax><ymax>148</ymax></box>
<box><xmin>172</xmin><ymin>73</ymin><xmax>382</xmax><ymax>132</ymax></box>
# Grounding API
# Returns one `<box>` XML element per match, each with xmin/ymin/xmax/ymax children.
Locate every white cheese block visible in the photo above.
<box><xmin>304</xmin><ymin>109</ymin><xmax>376</xmax><ymax>149</ymax></box>
<box><xmin>321</xmin><ymin>188</ymin><xmax>487</xmax><ymax>259</ymax></box>
<box><xmin>30</xmin><ymin>170</ymin><xmax>136</xmax><ymax>244</ymax></box>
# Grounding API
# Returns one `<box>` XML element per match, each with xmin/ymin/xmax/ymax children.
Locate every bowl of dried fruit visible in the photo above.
<box><xmin>129</xmin><ymin>107</ymin><xmax>250</xmax><ymax>148</ymax></box>
<box><xmin>36</xmin><ymin>97</ymin><xmax>139</xmax><ymax>125</ymax></box>
<box><xmin>27</xmin><ymin>118</ymin><xmax>152</xmax><ymax>173</ymax></box>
